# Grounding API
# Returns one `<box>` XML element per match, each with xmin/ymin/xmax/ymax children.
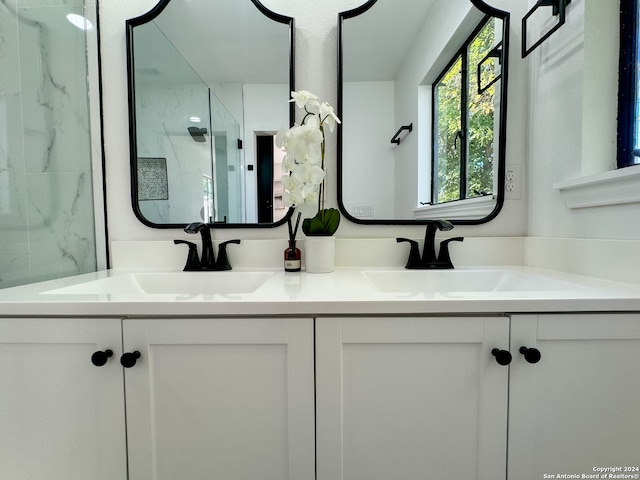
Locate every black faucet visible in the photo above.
<box><xmin>175</xmin><ymin>222</ymin><xmax>241</xmax><ymax>271</ymax></box>
<box><xmin>184</xmin><ymin>222</ymin><xmax>216</xmax><ymax>269</ymax></box>
<box><xmin>397</xmin><ymin>220</ymin><xmax>464</xmax><ymax>269</ymax></box>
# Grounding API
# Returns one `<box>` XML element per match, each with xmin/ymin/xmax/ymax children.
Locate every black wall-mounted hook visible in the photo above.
<box><xmin>390</xmin><ymin>123</ymin><xmax>413</xmax><ymax>145</ymax></box>
<box><xmin>522</xmin><ymin>0</ymin><xmax>572</xmax><ymax>58</ymax></box>
<box><xmin>477</xmin><ymin>42</ymin><xmax>503</xmax><ymax>95</ymax></box>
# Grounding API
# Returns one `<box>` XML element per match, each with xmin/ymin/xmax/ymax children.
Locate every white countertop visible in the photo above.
<box><xmin>1</xmin><ymin>266</ymin><xmax>639</xmax><ymax>317</ymax></box>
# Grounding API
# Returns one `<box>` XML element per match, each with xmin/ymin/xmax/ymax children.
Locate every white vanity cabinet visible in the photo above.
<box><xmin>315</xmin><ymin>316</ymin><xmax>511</xmax><ymax>480</ymax></box>
<box><xmin>121</xmin><ymin>317</ymin><xmax>315</xmax><ymax>480</ymax></box>
<box><xmin>2</xmin><ymin>309</ymin><xmax>638</xmax><ymax>480</ymax></box>
<box><xmin>0</xmin><ymin>317</ymin><xmax>127</xmax><ymax>479</ymax></box>
<box><xmin>508</xmin><ymin>313</ymin><xmax>640</xmax><ymax>480</ymax></box>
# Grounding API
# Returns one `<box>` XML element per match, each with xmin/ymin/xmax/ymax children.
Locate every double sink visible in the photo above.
<box><xmin>42</xmin><ymin>268</ymin><xmax>598</xmax><ymax>296</ymax></box>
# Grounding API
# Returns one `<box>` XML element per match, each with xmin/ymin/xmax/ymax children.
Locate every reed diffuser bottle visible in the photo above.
<box><xmin>284</xmin><ymin>212</ymin><xmax>302</xmax><ymax>272</ymax></box>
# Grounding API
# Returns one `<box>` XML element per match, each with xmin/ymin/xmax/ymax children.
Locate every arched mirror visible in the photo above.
<box><xmin>338</xmin><ymin>0</ymin><xmax>509</xmax><ymax>225</ymax></box>
<box><xmin>126</xmin><ymin>0</ymin><xmax>294</xmax><ymax>228</ymax></box>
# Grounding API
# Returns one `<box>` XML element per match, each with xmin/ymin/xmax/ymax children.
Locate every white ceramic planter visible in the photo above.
<box><xmin>304</xmin><ymin>236</ymin><xmax>335</xmax><ymax>273</ymax></box>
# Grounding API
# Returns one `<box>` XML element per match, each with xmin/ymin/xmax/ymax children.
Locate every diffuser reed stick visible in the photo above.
<box><xmin>284</xmin><ymin>212</ymin><xmax>302</xmax><ymax>272</ymax></box>
<box><xmin>288</xmin><ymin>212</ymin><xmax>302</xmax><ymax>244</ymax></box>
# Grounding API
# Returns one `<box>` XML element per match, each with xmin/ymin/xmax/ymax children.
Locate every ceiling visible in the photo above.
<box><xmin>133</xmin><ymin>0</ymin><xmax>485</xmax><ymax>85</ymax></box>
<box><xmin>342</xmin><ymin>0</ymin><xmax>439</xmax><ymax>82</ymax></box>
<box><xmin>135</xmin><ymin>0</ymin><xmax>290</xmax><ymax>85</ymax></box>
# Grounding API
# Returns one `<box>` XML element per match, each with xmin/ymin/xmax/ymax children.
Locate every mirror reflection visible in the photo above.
<box><xmin>127</xmin><ymin>0</ymin><xmax>293</xmax><ymax>227</ymax></box>
<box><xmin>338</xmin><ymin>0</ymin><xmax>509</xmax><ymax>224</ymax></box>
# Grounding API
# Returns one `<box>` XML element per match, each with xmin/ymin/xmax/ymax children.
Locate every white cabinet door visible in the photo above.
<box><xmin>123</xmin><ymin>317</ymin><xmax>315</xmax><ymax>480</ymax></box>
<box><xmin>0</xmin><ymin>317</ymin><xmax>127</xmax><ymax>479</ymax></box>
<box><xmin>509</xmin><ymin>314</ymin><xmax>640</xmax><ymax>480</ymax></box>
<box><xmin>316</xmin><ymin>316</ymin><xmax>510</xmax><ymax>480</ymax></box>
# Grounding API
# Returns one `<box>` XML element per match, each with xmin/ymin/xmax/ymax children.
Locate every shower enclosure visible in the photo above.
<box><xmin>0</xmin><ymin>0</ymin><xmax>103</xmax><ymax>288</ymax></box>
<box><xmin>132</xmin><ymin>19</ymin><xmax>244</xmax><ymax>226</ymax></box>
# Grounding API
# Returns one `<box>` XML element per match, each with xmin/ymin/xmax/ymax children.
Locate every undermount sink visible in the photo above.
<box><xmin>43</xmin><ymin>271</ymin><xmax>273</xmax><ymax>295</ymax></box>
<box><xmin>362</xmin><ymin>269</ymin><xmax>596</xmax><ymax>293</ymax></box>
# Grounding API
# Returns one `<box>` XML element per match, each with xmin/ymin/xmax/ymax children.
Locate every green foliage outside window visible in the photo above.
<box><xmin>434</xmin><ymin>20</ymin><xmax>497</xmax><ymax>204</ymax></box>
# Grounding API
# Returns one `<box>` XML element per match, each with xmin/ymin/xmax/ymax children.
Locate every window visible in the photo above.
<box><xmin>432</xmin><ymin>17</ymin><xmax>498</xmax><ymax>204</ymax></box>
<box><xmin>618</xmin><ymin>0</ymin><xmax>640</xmax><ymax>167</ymax></box>
<box><xmin>202</xmin><ymin>175</ymin><xmax>214</xmax><ymax>223</ymax></box>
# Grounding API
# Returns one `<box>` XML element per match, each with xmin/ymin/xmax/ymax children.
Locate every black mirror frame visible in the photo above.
<box><xmin>337</xmin><ymin>0</ymin><xmax>510</xmax><ymax>226</ymax></box>
<box><xmin>125</xmin><ymin>0</ymin><xmax>295</xmax><ymax>229</ymax></box>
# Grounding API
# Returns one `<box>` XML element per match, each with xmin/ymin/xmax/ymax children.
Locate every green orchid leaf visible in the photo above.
<box><xmin>302</xmin><ymin>216</ymin><xmax>323</xmax><ymax>235</ymax></box>
<box><xmin>302</xmin><ymin>208</ymin><xmax>341</xmax><ymax>236</ymax></box>
<box><xmin>322</xmin><ymin>208</ymin><xmax>341</xmax><ymax>234</ymax></box>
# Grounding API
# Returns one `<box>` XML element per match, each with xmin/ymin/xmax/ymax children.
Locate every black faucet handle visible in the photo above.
<box><xmin>433</xmin><ymin>219</ymin><xmax>454</xmax><ymax>231</ymax></box>
<box><xmin>436</xmin><ymin>237</ymin><xmax>464</xmax><ymax>269</ymax></box>
<box><xmin>184</xmin><ymin>222</ymin><xmax>206</xmax><ymax>233</ymax></box>
<box><xmin>174</xmin><ymin>240</ymin><xmax>201</xmax><ymax>271</ymax></box>
<box><xmin>396</xmin><ymin>238</ymin><xmax>422</xmax><ymax>269</ymax></box>
<box><xmin>214</xmin><ymin>239</ymin><xmax>241</xmax><ymax>271</ymax></box>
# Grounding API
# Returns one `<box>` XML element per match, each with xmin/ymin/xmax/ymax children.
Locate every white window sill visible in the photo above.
<box><xmin>413</xmin><ymin>195</ymin><xmax>496</xmax><ymax>220</ymax></box>
<box><xmin>553</xmin><ymin>165</ymin><xmax>640</xmax><ymax>209</ymax></box>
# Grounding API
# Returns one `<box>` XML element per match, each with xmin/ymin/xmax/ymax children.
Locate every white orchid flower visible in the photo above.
<box><xmin>319</xmin><ymin>102</ymin><xmax>341</xmax><ymax>132</ymax></box>
<box><xmin>286</xmin><ymin>121</ymin><xmax>323</xmax><ymax>161</ymax></box>
<box><xmin>290</xmin><ymin>90</ymin><xmax>320</xmax><ymax>112</ymax></box>
<box><xmin>275</xmin><ymin>127</ymin><xmax>289</xmax><ymax>149</ymax></box>
<box><xmin>305</xmin><ymin>142</ymin><xmax>322</xmax><ymax>165</ymax></box>
<box><xmin>302</xmin><ymin>184</ymin><xmax>320</xmax><ymax>208</ymax></box>
<box><xmin>283</xmin><ymin>188</ymin><xmax>305</xmax><ymax>208</ymax></box>
<box><xmin>291</xmin><ymin>162</ymin><xmax>324</xmax><ymax>186</ymax></box>
<box><xmin>307</xmin><ymin>164</ymin><xmax>325</xmax><ymax>185</ymax></box>
<box><xmin>281</xmin><ymin>174</ymin><xmax>296</xmax><ymax>191</ymax></box>
<box><xmin>291</xmin><ymin>163</ymin><xmax>308</xmax><ymax>184</ymax></box>
<box><xmin>298</xmin><ymin>185</ymin><xmax>320</xmax><ymax>216</ymax></box>
<box><xmin>282</xmin><ymin>154</ymin><xmax>294</xmax><ymax>174</ymax></box>
<box><xmin>279</xmin><ymin>91</ymin><xmax>338</xmax><ymax>219</ymax></box>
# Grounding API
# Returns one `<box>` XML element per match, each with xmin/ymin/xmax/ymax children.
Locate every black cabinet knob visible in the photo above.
<box><xmin>519</xmin><ymin>346</ymin><xmax>542</xmax><ymax>364</ymax></box>
<box><xmin>491</xmin><ymin>348</ymin><xmax>512</xmax><ymax>366</ymax></box>
<box><xmin>91</xmin><ymin>349</ymin><xmax>113</xmax><ymax>367</ymax></box>
<box><xmin>120</xmin><ymin>351</ymin><xmax>141</xmax><ymax>368</ymax></box>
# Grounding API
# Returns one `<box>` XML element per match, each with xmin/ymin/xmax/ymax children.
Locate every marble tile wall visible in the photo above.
<box><xmin>135</xmin><ymin>82</ymin><xmax>213</xmax><ymax>225</ymax></box>
<box><xmin>0</xmin><ymin>0</ymin><xmax>97</xmax><ymax>288</ymax></box>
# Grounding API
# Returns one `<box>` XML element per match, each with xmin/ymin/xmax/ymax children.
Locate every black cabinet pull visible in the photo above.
<box><xmin>91</xmin><ymin>349</ymin><xmax>113</xmax><ymax>367</ymax></box>
<box><xmin>120</xmin><ymin>351</ymin><xmax>141</xmax><ymax>368</ymax></box>
<box><xmin>519</xmin><ymin>346</ymin><xmax>542</xmax><ymax>364</ymax></box>
<box><xmin>491</xmin><ymin>348</ymin><xmax>512</xmax><ymax>366</ymax></box>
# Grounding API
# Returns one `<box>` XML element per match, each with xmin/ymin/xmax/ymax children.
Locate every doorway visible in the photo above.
<box><xmin>256</xmin><ymin>135</ymin><xmax>287</xmax><ymax>223</ymax></box>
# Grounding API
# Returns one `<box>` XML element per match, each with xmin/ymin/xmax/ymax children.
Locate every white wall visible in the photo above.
<box><xmin>242</xmin><ymin>83</ymin><xmax>289</xmax><ymax>223</ymax></box>
<box><xmin>342</xmin><ymin>81</ymin><xmax>396</xmax><ymax>218</ymax></box>
<box><xmin>525</xmin><ymin>0</ymin><xmax>639</xmax><ymax>241</ymax></box>
<box><xmin>99</xmin><ymin>0</ymin><xmax>537</xmax><ymax>247</ymax></box>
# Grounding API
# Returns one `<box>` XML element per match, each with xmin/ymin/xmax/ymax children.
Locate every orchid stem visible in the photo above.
<box><xmin>320</xmin><ymin>123</ymin><xmax>326</xmax><ymax>218</ymax></box>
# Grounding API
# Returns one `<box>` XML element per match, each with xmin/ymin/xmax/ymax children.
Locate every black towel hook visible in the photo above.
<box><xmin>391</xmin><ymin>123</ymin><xmax>413</xmax><ymax>145</ymax></box>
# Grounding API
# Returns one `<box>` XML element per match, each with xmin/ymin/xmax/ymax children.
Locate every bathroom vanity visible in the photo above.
<box><xmin>0</xmin><ymin>267</ymin><xmax>639</xmax><ymax>480</ymax></box>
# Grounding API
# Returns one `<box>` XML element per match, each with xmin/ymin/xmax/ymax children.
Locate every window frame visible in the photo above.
<box><xmin>431</xmin><ymin>14</ymin><xmax>496</xmax><ymax>205</ymax></box>
<box><xmin>617</xmin><ymin>0</ymin><xmax>639</xmax><ymax>167</ymax></box>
